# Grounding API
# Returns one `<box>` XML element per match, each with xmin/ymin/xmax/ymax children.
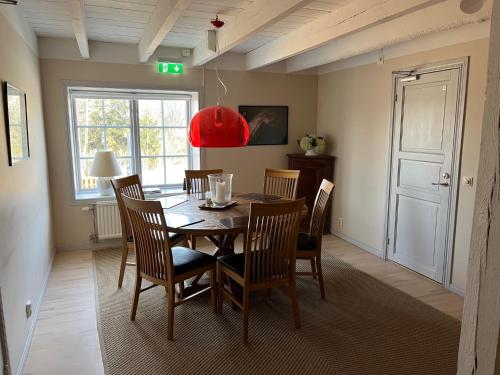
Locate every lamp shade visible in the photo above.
<box><xmin>90</xmin><ymin>151</ymin><xmax>122</xmax><ymax>177</ymax></box>
<box><xmin>189</xmin><ymin>105</ymin><xmax>250</xmax><ymax>147</ymax></box>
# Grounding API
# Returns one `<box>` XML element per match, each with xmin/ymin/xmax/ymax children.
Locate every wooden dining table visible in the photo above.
<box><xmin>157</xmin><ymin>192</ymin><xmax>307</xmax><ymax>297</ymax></box>
<box><xmin>158</xmin><ymin>192</ymin><xmax>292</xmax><ymax>254</ymax></box>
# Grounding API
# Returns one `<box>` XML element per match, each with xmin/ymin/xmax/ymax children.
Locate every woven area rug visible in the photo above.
<box><xmin>93</xmin><ymin>248</ymin><xmax>461</xmax><ymax>375</ymax></box>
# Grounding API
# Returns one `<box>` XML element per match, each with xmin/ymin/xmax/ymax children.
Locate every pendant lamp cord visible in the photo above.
<box><xmin>214</xmin><ymin>28</ymin><xmax>228</xmax><ymax>106</ymax></box>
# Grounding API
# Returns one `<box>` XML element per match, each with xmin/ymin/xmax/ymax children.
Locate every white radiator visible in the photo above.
<box><xmin>94</xmin><ymin>202</ymin><xmax>122</xmax><ymax>241</ymax></box>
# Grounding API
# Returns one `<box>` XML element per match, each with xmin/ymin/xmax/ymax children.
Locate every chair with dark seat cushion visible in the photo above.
<box><xmin>217</xmin><ymin>198</ymin><xmax>305</xmax><ymax>344</ymax></box>
<box><xmin>172</xmin><ymin>247</ymin><xmax>216</xmax><ymax>275</ymax></box>
<box><xmin>296</xmin><ymin>179</ymin><xmax>335</xmax><ymax>299</ymax></box>
<box><xmin>218</xmin><ymin>253</ymin><xmax>245</xmax><ymax>276</ymax></box>
<box><xmin>112</xmin><ymin>175</ymin><xmax>186</xmax><ymax>288</ymax></box>
<box><xmin>123</xmin><ymin>196</ymin><xmax>217</xmax><ymax>340</ymax></box>
<box><xmin>297</xmin><ymin>232</ymin><xmax>317</xmax><ymax>251</ymax></box>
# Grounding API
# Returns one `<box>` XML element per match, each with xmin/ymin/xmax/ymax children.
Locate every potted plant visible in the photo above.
<box><xmin>298</xmin><ymin>135</ymin><xmax>326</xmax><ymax>156</ymax></box>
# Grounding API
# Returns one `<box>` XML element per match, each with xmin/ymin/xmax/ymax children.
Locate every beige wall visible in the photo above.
<box><xmin>0</xmin><ymin>13</ymin><xmax>54</xmax><ymax>375</ymax></box>
<box><xmin>317</xmin><ymin>39</ymin><xmax>489</xmax><ymax>291</ymax></box>
<box><xmin>39</xmin><ymin>58</ymin><xmax>317</xmax><ymax>251</ymax></box>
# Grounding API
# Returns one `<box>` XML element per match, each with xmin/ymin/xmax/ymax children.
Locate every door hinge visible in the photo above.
<box><xmin>394</xmin><ymin>93</ymin><xmax>397</xmax><ymax>102</ymax></box>
<box><xmin>386</xmin><ymin>237</ymin><xmax>390</xmax><ymax>246</ymax></box>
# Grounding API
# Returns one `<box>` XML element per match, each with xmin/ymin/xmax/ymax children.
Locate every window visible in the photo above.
<box><xmin>67</xmin><ymin>87</ymin><xmax>199</xmax><ymax>198</ymax></box>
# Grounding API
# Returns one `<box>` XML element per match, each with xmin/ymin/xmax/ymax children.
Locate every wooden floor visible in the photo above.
<box><xmin>23</xmin><ymin>235</ymin><xmax>463</xmax><ymax>374</ymax></box>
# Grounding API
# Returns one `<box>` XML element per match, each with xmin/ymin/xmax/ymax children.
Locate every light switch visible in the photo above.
<box><xmin>463</xmin><ymin>177</ymin><xmax>473</xmax><ymax>187</ymax></box>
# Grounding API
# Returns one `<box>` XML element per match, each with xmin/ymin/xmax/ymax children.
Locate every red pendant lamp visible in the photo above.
<box><xmin>189</xmin><ymin>105</ymin><xmax>249</xmax><ymax>147</ymax></box>
<box><xmin>189</xmin><ymin>15</ymin><xmax>250</xmax><ymax>148</ymax></box>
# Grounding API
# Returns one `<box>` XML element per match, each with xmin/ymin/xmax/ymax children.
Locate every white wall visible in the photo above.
<box><xmin>38</xmin><ymin>39</ymin><xmax>317</xmax><ymax>251</ymax></box>
<box><xmin>0</xmin><ymin>9</ymin><xmax>54</xmax><ymax>375</ymax></box>
<box><xmin>317</xmin><ymin>39</ymin><xmax>489</xmax><ymax>292</ymax></box>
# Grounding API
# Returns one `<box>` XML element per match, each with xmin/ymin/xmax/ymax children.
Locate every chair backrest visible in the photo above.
<box><xmin>184</xmin><ymin>169</ymin><xmax>223</xmax><ymax>194</ymax></box>
<box><xmin>244</xmin><ymin>198</ymin><xmax>305</xmax><ymax>285</ymax></box>
<box><xmin>263</xmin><ymin>168</ymin><xmax>300</xmax><ymax>199</ymax></box>
<box><xmin>111</xmin><ymin>175</ymin><xmax>145</xmax><ymax>241</ymax></box>
<box><xmin>122</xmin><ymin>196</ymin><xmax>174</xmax><ymax>283</ymax></box>
<box><xmin>308</xmin><ymin>179</ymin><xmax>335</xmax><ymax>243</ymax></box>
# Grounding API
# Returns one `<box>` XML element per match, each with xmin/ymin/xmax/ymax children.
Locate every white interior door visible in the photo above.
<box><xmin>387</xmin><ymin>68</ymin><xmax>460</xmax><ymax>283</ymax></box>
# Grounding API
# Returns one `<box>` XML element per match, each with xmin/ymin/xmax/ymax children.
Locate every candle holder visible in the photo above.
<box><xmin>208</xmin><ymin>173</ymin><xmax>233</xmax><ymax>206</ymax></box>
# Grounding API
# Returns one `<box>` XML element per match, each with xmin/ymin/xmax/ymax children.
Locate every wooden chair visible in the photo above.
<box><xmin>122</xmin><ymin>196</ymin><xmax>217</xmax><ymax>340</ymax></box>
<box><xmin>184</xmin><ymin>169</ymin><xmax>223</xmax><ymax>249</ymax></box>
<box><xmin>296</xmin><ymin>179</ymin><xmax>335</xmax><ymax>299</ymax></box>
<box><xmin>111</xmin><ymin>175</ymin><xmax>184</xmax><ymax>288</ymax></box>
<box><xmin>263</xmin><ymin>168</ymin><xmax>300</xmax><ymax>199</ymax></box>
<box><xmin>184</xmin><ymin>169</ymin><xmax>223</xmax><ymax>195</ymax></box>
<box><xmin>217</xmin><ymin>198</ymin><xmax>305</xmax><ymax>344</ymax></box>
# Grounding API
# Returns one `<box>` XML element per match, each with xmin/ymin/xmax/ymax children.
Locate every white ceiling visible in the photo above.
<box><xmin>13</xmin><ymin>0</ymin><xmax>492</xmax><ymax>72</ymax></box>
<box><xmin>20</xmin><ymin>0</ymin><xmax>157</xmax><ymax>44</ymax></box>
<box><xmin>19</xmin><ymin>0</ymin><xmax>351</xmax><ymax>51</ymax></box>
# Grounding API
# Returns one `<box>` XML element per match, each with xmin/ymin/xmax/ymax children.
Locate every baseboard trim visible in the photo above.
<box><xmin>332</xmin><ymin>230</ymin><xmax>384</xmax><ymax>258</ymax></box>
<box><xmin>16</xmin><ymin>249</ymin><xmax>55</xmax><ymax>375</ymax></box>
<box><xmin>56</xmin><ymin>240</ymin><xmax>121</xmax><ymax>252</ymax></box>
<box><xmin>449</xmin><ymin>283</ymin><xmax>465</xmax><ymax>297</ymax></box>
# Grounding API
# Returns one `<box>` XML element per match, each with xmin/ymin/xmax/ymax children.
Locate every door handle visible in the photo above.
<box><xmin>432</xmin><ymin>182</ymin><xmax>449</xmax><ymax>187</ymax></box>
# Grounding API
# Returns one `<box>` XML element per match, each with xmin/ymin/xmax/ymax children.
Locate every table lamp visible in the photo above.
<box><xmin>90</xmin><ymin>150</ymin><xmax>122</xmax><ymax>196</ymax></box>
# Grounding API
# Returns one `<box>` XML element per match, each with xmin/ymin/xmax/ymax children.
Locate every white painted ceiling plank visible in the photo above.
<box><xmin>286</xmin><ymin>0</ymin><xmax>492</xmax><ymax>72</ymax></box>
<box><xmin>246</xmin><ymin>0</ymin><xmax>448</xmax><ymax>70</ymax></box>
<box><xmin>70</xmin><ymin>0</ymin><xmax>90</xmax><ymax>59</ymax></box>
<box><xmin>138</xmin><ymin>0</ymin><xmax>193</xmax><ymax>63</ymax></box>
<box><xmin>192</xmin><ymin>0</ymin><xmax>314</xmax><ymax>66</ymax></box>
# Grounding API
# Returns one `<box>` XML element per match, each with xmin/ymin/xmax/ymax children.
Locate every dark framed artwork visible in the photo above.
<box><xmin>2</xmin><ymin>82</ymin><xmax>29</xmax><ymax>166</ymax></box>
<box><xmin>239</xmin><ymin>105</ymin><xmax>288</xmax><ymax>145</ymax></box>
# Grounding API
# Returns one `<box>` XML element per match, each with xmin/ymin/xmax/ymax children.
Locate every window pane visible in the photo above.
<box><xmin>103</xmin><ymin>99</ymin><xmax>130</xmax><ymax>126</ymax></box>
<box><xmin>140</xmin><ymin>128</ymin><xmax>164</xmax><ymax>156</ymax></box>
<box><xmin>116</xmin><ymin>157</ymin><xmax>132</xmax><ymax>176</ymax></box>
<box><xmin>80</xmin><ymin>159</ymin><xmax>97</xmax><ymax>190</ymax></box>
<box><xmin>106</xmin><ymin>128</ymin><xmax>132</xmax><ymax>157</ymax></box>
<box><xmin>75</xmin><ymin>98</ymin><xmax>102</xmax><ymax>126</ymax></box>
<box><xmin>138</xmin><ymin>100</ymin><xmax>162</xmax><ymax>126</ymax></box>
<box><xmin>163</xmin><ymin>100</ymin><xmax>187</xmax><ymax>127</ymax></box>
<box><xmin>141</xmin><ymin>157</ymin><xmax>165</xmax><ymax>186</ymax></box>
<box><xmin>78</xmin><ymin>127</ymin><xmax>105</xmax><ymax>157</ymax></box>
<box><xmin>165</xmin><ymin>128</ymin><xmax>187</xmax><ymax>155</ymax></box>
<box><xmin>165</xmin><ymin>156</ymin><xmax>188</xmax><ymax>185</ymax></box>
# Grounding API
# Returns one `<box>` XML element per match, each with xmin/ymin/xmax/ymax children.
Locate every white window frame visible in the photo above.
<box><xmin>67</xmin><ymin>86</ymin><xmax>200</xmax><ymax>201</ymax></box>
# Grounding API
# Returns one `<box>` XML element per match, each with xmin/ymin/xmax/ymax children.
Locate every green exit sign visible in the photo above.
<box><xmin>157</xmin><ymin>62</ymin><xmax>184</xmax><ymax>74</ymax></box>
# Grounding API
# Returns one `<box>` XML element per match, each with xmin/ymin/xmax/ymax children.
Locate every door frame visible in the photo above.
<box><xmin>383</xmin><ymin>57</ymin><xmax>469</xmax><ymax>291</ymax></box>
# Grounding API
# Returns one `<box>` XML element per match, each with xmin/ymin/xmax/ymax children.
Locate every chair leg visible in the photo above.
<box><xmin>316</xmin><ymin>256</ymin><xmax>326</xmax><ymax>300</ymax></box>
<box><xmin>289</xmin><ymin>281</ymin><xmax>301</xmax><ymax>330</ymax></box>
<box><xmin>118</xmin><ymin>244</ymin><xmax>129</xmax><ymax>288</ymax></box>
<box><xmin>177</xmin><ymin>281</ymin><xmax>184</xmax><ymax>300</ymax></box>
<box><xmin>310</xmin><ymin>258</ymin><xmax>317</xmax><ymax>280</ymax></box>
<box><xmin>130</xmin><ymin>275</ymin><xmax>142</xmax><ymax>321</ymax></box>
<box><xmin>209</xmin><ymin>268</ymin><xmax>217</xmax><ymax>314</ymax></box>
<box><xmin>166</xmin><ymin>283</ymin><xmax>175</xmax><ymax>340</ymax></box>
<box><xmin>217</xmin><ymin>264</ymin><xmax>223</xmax><ymax>314</ymax></box>
<box><xmin>242</xmin><ymin>288</ymin><xmax>250</xmax><ymax>345</ymax></box>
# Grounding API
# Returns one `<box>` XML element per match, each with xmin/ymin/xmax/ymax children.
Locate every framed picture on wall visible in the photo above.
<box><xmin>239</xmin><ymin>105</ymin><xmax>288</xmax><ymax>145</ymax></box>
<box><xmin>2</xmin><ymin>82</ymin><xmax>30</xmax><ymax>166</ymax></box>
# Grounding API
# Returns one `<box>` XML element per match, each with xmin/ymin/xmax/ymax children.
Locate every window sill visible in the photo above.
<box><xmin>72</xmin><ymin>187</ymin><xmax>185</xmax><ymax>205</ymax></box>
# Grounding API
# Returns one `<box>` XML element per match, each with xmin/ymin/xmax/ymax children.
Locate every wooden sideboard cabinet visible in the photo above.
<box><xmin>287</xmin><ymin>153</ymin><xmax>334</xmax><ymax>233</ymax></box>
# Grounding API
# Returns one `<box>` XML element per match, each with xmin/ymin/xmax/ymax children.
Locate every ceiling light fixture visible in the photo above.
<box><xmin>188</xmin><ymin>15</ymin><xmax>249</xmax><ymax>148</ymax></box>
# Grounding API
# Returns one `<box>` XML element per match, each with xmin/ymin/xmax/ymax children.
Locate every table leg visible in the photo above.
<box><xmin>181</xmin><ymin>233</ymin><xmax>240</xmax><ymax>299</ymax></box>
